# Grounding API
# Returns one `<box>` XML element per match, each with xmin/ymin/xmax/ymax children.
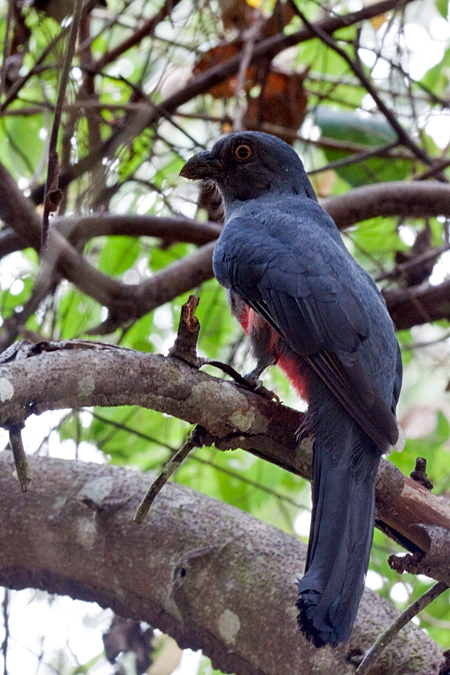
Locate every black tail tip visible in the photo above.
<box><xmin>296</xmin><ymin>593</ymin><xmax>349</xmax><ymax>649</ymax></box>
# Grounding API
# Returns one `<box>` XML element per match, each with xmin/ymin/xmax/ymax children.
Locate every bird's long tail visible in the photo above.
<box><xmin>297</xmin><ymin>413</ymin><xmax>381</xmax><ymax>648</ymax></box>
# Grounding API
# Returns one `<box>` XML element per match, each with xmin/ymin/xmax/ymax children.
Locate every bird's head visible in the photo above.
<box><xmin>180</xmin><ymin>131</ymin><xmax>317</xmax><ymax>205</ymax></box>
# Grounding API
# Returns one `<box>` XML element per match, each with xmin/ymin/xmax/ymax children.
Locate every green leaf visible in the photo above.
<box><xmin>67</xmin><ymin>405</ymin><xmax>185</xmax><ymax>470</ymax></box>
<box><xmin>98</xmin><ymin>236</ymin><xmax>140</xmax><ymax>276</ymax></box>
<box><xmin>314</xmin><ymin>107</ymin><xmax>411</xmax><ymax>186</ymax></box>
<box><xmin>421</xmin><ymin>46</ymin><xmax>450</xmax><ymax>96</ymax></box>
<box><xmin>148</xmin><ymin>241</ymin><xmax>190</xmax><ymax>273</ymax></box>
<box><xmin>57</xmin><ymin>289</ymin><xmax>102</xmax><ymax>338</ymax></box>
<box><xmin>315</xmin><ymin>106</ymin><xmax>397</xmax><ymax>146</ymax></box>
<box><xmin>435</xmin><ymin>0</ymin><xmax>449</xmax><ymax>18</ymax></box>
<box><xmin>434</xmin><ymin>410</ymin><xmax>450</xmax><ymax>443</ymax></box>
<box><xmin>195</xmin><ymin>279</ymin><xmax>235</xmax><ymax>359</ymax></box>
<box><xmin>198</xmin><ymin>655</ymin><xmax>228</xmax><ymax>675</ymax></box>
<box><xmin>121</xmin><ymin>312</ymin><xmax>158</xmax><ymax>353</ymax></box>
<box><xmin>392</xmin><ymin>410</ymin><xmax>450</xmax><ymax>487</ymax></box>
<box><xmin>350</xmin><ymin>217</ymin><xmax>402</xmax><ymax>269</ymax></box>
<box><xmin>3</xmin><ymin>114</ymin><xmax>46</xmax><ymax>178</ymax></box>
<box><xmin>397</xmin><ymin>330</ymin><xmax>413</xmax><ymax>366</ymax></box>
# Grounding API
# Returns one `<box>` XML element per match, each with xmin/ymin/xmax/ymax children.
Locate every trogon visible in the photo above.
<box><xmin>180</xmin><ymin>131</ymin><xmax>402</xmax><ymax>648</ymax></box>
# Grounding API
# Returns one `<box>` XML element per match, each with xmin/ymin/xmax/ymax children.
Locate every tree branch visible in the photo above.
<box><xmin>321</xmin><ymin>182</ymin><xmax>450</xmax><ymax>228</ymax></box>
<box><xmin>2</xmin><ymin>147</ymin><xmax>450</xmax><ymax>336</ymax></box>
<box><xmin>0</xmin><ymin>161</ymin><xmax>217</xmax><ymax>341</ymax></box>
<box><xmin>0</xmin><ymin>215</ymin><xmax>222</xmax><ymax>259</ymax></box>
<box><xmin>55</xmin><ymin>214</ymin><xmax>222</xmax><ymax>247</ymax></box>
<box><xmin>383</xmin><ymin>280</ymin><xmax>450</xmax><ymax>330</ymax></box>
<box><xmin>0</xmin><ymin>339</ymin><xmax>307</xmax><ymax>476</ymax></box>
<box><xmin>94</xmin><ymin>0</ymin><xmax>183</xmax><ymax>70</ymax></box>
<box><xmin>27</xmin><ymin>0</ymin><xmax>420</xmax><ymax>206</ymax></box>
<box><xmin>1</xmin><ymin>339</ymin><xmax>450</xmax><ymax>569</ymax></box>
<box><xmin>292</xmin><ymin>6</ymin><xmax>441</xmax><ymax>173</ymax></box>
<box><xmin>0</xmin><ymin>453</ymin><xmax>444</xmax><ymax>675</ymax></box>
<box><xmin>42</xmin><ymin>0</ymin><xmax>84</xmax><ymax>245</ymax></box>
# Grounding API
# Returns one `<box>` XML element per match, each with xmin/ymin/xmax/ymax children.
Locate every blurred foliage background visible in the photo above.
<box><xmin>1</xmin><ymin>0</ymin><xmax>450</xmax><ymax>672</ymax></box>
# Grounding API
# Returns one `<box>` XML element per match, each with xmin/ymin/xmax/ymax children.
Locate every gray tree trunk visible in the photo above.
<box><xmin>0</xmin><ymin>454</ymin><xmax>444</xmax><ymax>675</ymax></box>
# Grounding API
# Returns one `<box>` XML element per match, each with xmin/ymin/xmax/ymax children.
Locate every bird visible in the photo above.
<box><xmin>180</xmin><ymin>131</ymin><xmax>402</xmax><ymax>648</ymax></box>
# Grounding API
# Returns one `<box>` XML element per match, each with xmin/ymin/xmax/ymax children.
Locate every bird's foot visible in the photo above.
<box><xmin>198</xmin><ymin>360</ymin><xmax>279</xmax><ymax>402</ymax></box>
<box><xmin>243</xmin><ymin>371</ymin><xmax>280</xmax><ymax>403</ymax></box>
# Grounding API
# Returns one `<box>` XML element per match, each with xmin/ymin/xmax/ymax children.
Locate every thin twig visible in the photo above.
<box><xmin>1</xmin><ymin>588</ymin><xmax>9</xmax><ymax>675</ymax></box>
<box><xmin>292</xmin><ymin>4</ymin><xmax>445</xmax><ymax>178</ymax></box>
<box><xmin>9</xmin><ymin>426</ymin><xmax>32</xmax><ymax>492</ymax></box>
<box><xmin>418</xmin><ymin>157</ymin><xmax>450</xmax><ymax>181</ymax></box>
<box><xmin>27</xmin><ymin>0</ymin><xmax>418</xmax><ymax>206</ymax></box>
<box><xmin>133</xmin><ymin>431</ymin><xmax>202</xmax><ymax>524</ymax></box>
<box><xmin>1</xmin><ymin>33</ymin><xmax>69</xmax><ymax>114</ymax></box>
<box><xmin>0</xmin><ymin>0</ymin><xmax>14</xmax><ymax>102</ymax></box>
<box><xmin>375</xmin><ymin>243</ymin><xmax>450</xmax><ymax>283</ymax></box>
<box><xmin>94</xmin><ymin>0</ymin><xmax>182</xmax><ymax>70</ymax></box>
<box><xmin>0</xmin><ymin>0</ymin><xmax>99</xmax><ymax>114</ymax></box>
<box><xmin>42</xmin><ymin>0</ymin><xmax>85</xmax><ymax>247</ymax></box>
<box><xmin>355</xmin><ymin>581</ymin><xmax>448</xmax><ymax>674</ymax></box>
<box><xmin>307</xmin><ymin>140</ymin><xmax>400</xmax><ymax>175</ymax></box>
<box><xmin>232</xmin><ymin>12</ymin><xmax>265</xmax><ymax>131</ymax></box>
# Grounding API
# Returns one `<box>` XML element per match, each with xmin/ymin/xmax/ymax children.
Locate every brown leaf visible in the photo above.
<box><xmin>217</xmin><ymin>0</ymin><xmax>256</xmax><ymax>31</ymax></box>
<box><xmin>193</xmin><ymin>2</ymin><xmax>297</xmax><ymax>98</ymax></box>
<box><xmin>261</xmin><ymin>0</ymin><xmax>296</xmax><ymax>38</ymax></box>
<box><xmin>245</xmin><ymin>66</ymin><xmax>310</xmax><ymax>140</ymax></box>
<box><xmin>193</xmin><ymin>44</ymin><xmax>309</xmax><ymax>139</ymax></box>
<box><xmin>193</xmin><ymin>42</ymin><xmax>257</xmax><ymax>98</ymax></box>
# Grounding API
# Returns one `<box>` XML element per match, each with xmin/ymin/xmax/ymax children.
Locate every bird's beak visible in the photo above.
<box><xmin>180</xmin><ymin>150</ymin><xmax>224</xmax><ymax>180</ymax></box>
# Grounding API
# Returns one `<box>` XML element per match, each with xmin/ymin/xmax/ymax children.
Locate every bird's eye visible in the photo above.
<box><xmin>235</xmin><ymin>144</ymin><xmax>252</xmax><ymax>160</ymax></box>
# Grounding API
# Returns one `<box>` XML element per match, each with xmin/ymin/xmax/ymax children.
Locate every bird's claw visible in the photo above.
<box><xmin>243</xmin><ymin>374</ymin><xmax>280</xmax><ymax>403</ymax></box>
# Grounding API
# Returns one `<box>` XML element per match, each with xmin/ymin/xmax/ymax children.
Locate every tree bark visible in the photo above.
<box><xmin>0</xmin><ymin>453</ymin><xmax>444</xmax><ymax>675</ymax></box>
<box><xmin>1</xmin><ymin>340</ymin><xmax>450</xmax><ymax>574</ymax></box>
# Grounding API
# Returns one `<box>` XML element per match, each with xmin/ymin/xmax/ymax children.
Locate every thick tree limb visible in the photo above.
<box><xmin>55</xmin><ymin>214</ymin><xmax>222</xmax><ymax>247</ymax></box>
<box><xmin>2</xmin><ymin>150</ymin><xmax>450</xmax><ymax>338</ymax></box>
<box><xmin>0</xmin><ymin>160</ymin><xmax>216</xmax><ymax>341</ymax></box>
<box><xmin>322</xmin><ymin>182</ymin><xmax>450</xmax><ymax>228</ymax></box>
<box><xmin>0</xmin><ymin>340</ymin><xmax>307</xmax><ymax>476</ymax></box>
<box><xmin>1</xmin><ymin>340</ymin><xmax>450</xmax><ymax>569</ymax></box>
<box><xmin>382</xmin><ymin>281</ymin><xmax>450</xmax><ymax>331</ymax></box>
<box><xmin>0</xmin><ymin>453</ymin><xmax>444</xmax><ymax>675</ymax></box>
<box><xmin>4</xmin><ymin>181</ymin><xmax>449</xmax><ymax>257</ymax></box>
<box><xmin>2</xmin><ymin>155</ymin><xmax>450</xmax><ymax>334</ymax></box>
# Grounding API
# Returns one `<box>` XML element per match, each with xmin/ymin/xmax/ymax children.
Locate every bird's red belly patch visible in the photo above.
<box><xmin>239</xmin><ymin>305</ymin><xmax>309</xmax><ymax>402</ymax></box>
<box><xmin>237</xmin><ymin>305</ymin><xmax>253</xmax><ymax>335</ymax></box>
<box><xmin>276</xmin><ymin>352</ymin><xmax>309</xmax><ymax>403</ymax></box>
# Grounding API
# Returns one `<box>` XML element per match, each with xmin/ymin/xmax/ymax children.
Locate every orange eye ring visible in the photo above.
<box><xmin>235</xmin><ymin>144</ymin><xmax>252</xmax><ymax>160</ymax></box>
